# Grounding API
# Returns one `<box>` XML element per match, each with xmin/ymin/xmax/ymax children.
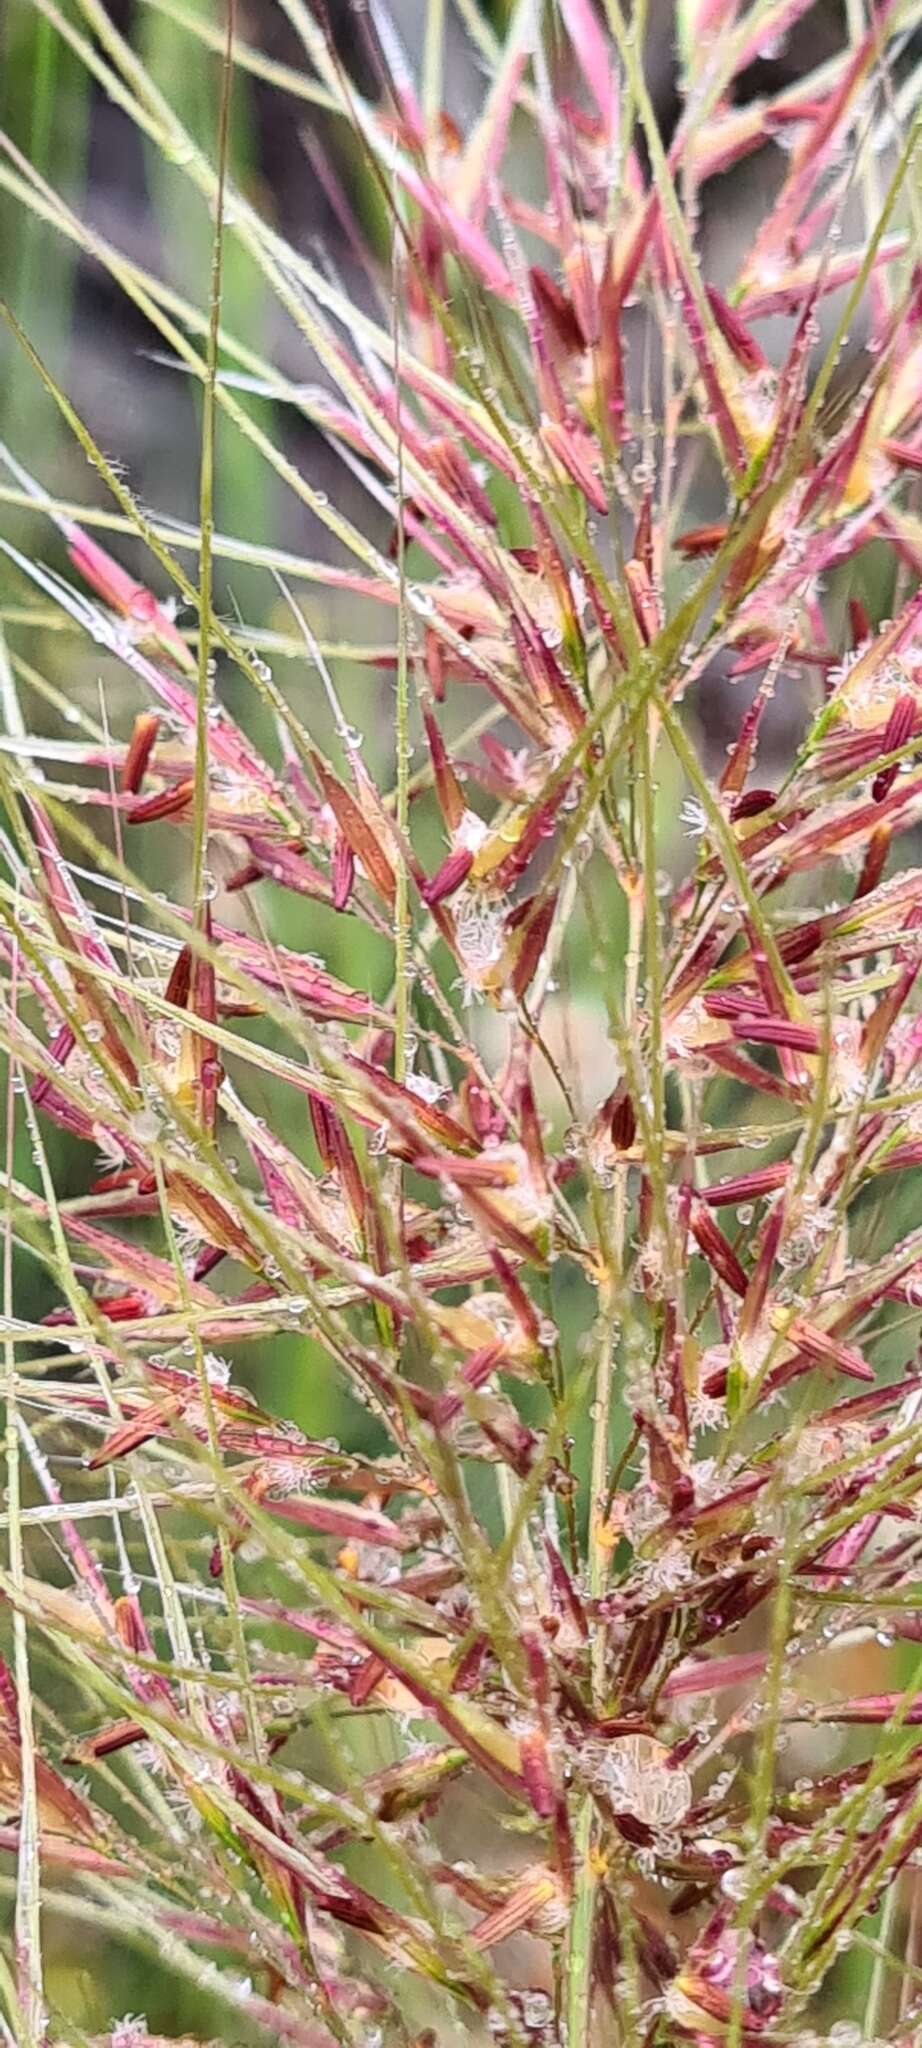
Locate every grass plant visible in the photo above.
<box><xmin>4</xmin><ymin>0</ymin><xmax>922</xmax><ymax>2041</ymax></box>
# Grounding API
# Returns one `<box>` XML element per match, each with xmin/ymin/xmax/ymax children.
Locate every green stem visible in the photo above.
<box><xmin>392</xmin><ymin>244</ymin><xmax>411</xmax><ymax>1088</ymax></box>
<box><xmin>3</xmin><ymin>923</ymin><xmax>43</xmax><ymax>2045</ymax></box>
<box><xmin>191</xmin><ymin>0</ymin><xmax>234</xmax><ymax>908</ymax></box>
<box><xmin>566</xmin><ymin>1797</ymin><xmax>597</xmax><ymax>2048</ymax></box>
<box><xmin>865</xmin><ymin>1876</ymin><xmax>900</xmax><ymax>2039</ymax></box>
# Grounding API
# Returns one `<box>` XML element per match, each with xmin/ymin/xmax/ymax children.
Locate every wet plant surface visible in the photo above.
<box><xmin>3</xmin><ymin>1</ymin><xmax>922</xmax><ymax>2043</ymax></box>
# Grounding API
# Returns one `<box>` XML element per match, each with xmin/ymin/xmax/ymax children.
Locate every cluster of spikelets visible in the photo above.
<box><xmin>5</xmin><ymin>0</ymin><xmax>922</xmax><ymax>2042</ymax></box>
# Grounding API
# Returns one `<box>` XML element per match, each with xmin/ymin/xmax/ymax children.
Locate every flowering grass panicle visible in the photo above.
<box><xmin>3</xmin><ymin>0</ymin><xmax>922</xmax><ymax>2042</ymax></box>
